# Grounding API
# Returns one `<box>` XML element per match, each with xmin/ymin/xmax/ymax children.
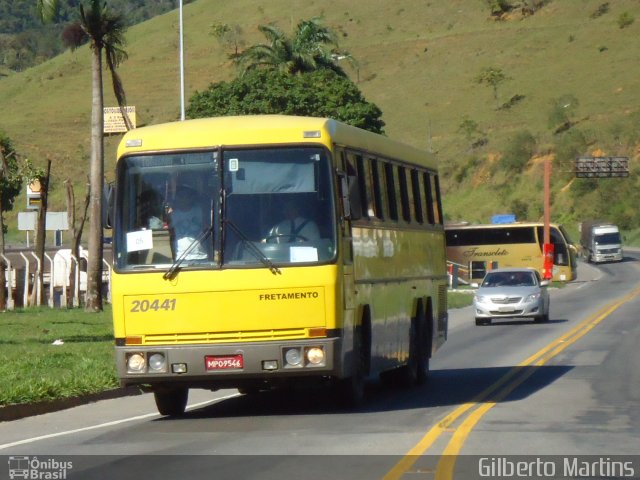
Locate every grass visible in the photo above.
<box><xmin>448</xmin><ymin>288</ymin><xmax>475</xmax><ymax>309</ymax></box>
<box><xmin>0</xmin><ymin>307</ymin><xmax>118</xmax><ymax>407</ymax></box>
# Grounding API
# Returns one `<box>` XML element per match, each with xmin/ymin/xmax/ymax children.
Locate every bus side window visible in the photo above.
<box><xmin>355</xmin><ymin>154</ymin><xmax>373</xmax><ymax>220</ymax></box>
<box><xmin>411</xmin><ymin>169</ymin><xmax>424</xmax><ymax>224</ymax></box>
<box><xmin>398</xmin><ymin>166</ymin><xmax>413</xmax><ymax>223</ymax></box>
<box><xmin>385</xmin><ymin>162</ymin><xmax>399</xmax><ymax>221</ymax></box>
<box><xmin>424</xmin><ymin>172</ymin><xmax>436</xmax><ymax>225</ymax></box>
<box><xmin>370</xmin><ymin>158</ymin><xmax>386</xmax><ymax>220</ymax></box>
<box><xmin>432</xmin><ymin>174</ymin><xmax>443</xmax><ymax>225</ymax></box>
<box><xmin>344</xmin><ymin>151</ymin><xmax>363</xmax><ymax>221</ymax></box>
<box><xmin>471</xmin><ymin>261</ymin><xmax>487</xmax><ymax>280</ymax></box>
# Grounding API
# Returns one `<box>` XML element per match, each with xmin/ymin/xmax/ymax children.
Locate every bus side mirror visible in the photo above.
<box><xmin>102</xmin><ymin>182</ymin><xmax>114</xmax><ymax>229</ymax></box>
<box><xmin>338</xmin><ymin>172</ymin><xmax>363</xmax><ymax>221</ymax></box>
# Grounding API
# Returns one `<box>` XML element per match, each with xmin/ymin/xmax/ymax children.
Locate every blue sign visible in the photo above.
<box><xmin>491</xmin><ymin>214</ymin><xmax>516</xmax><ymax>224</ymax></box>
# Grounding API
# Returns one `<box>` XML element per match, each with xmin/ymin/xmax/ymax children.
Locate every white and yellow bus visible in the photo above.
<box><xmin>445</xmin><ymin>222</ymin><xmax>578</xmax><ymax>283</ymax></box>
<box><xmin>111</xmin><ymin>115</ymin><xmax>448</xmax><ymax>415</ymax></box>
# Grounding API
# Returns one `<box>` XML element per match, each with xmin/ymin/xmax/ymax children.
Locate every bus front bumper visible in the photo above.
<box><xmin>115</xmin><ymin>337</ymin><xmax>341</xmax><ymax>388</ymax></box>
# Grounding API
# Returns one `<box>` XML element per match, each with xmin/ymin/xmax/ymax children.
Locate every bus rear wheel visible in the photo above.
<box><xmin>154</xmin><ymin>387</ymin><xmax>189</xmax><ymax>416</ymax></box>
<box><xmin>416</xmin><ymin>304</ymin><xmax>432</xmax><ymax>385</ymax></box>
<box><xmin>338</xmin><ymin>325</ymin><xmax>369</xmax><ymax>408</ymax></box>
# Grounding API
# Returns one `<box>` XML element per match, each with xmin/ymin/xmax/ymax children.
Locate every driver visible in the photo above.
<box><xmin>266</xmin><ymin>199</ymin><xmax>320</xmax><ymax>243</ymax></box>
<box><xmin>168</xmin><ymin>185</ymin><xmax>209</xmax><ymax>260</ymax></box>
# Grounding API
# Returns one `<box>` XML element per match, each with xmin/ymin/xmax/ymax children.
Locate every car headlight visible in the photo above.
<box><xmin>475</xmin><ymin>295</ymin><xmax>486</xmax><ymax>304</ymax></box>
<box><xmin>526</xmin><ymin>293</ymin><xmax>541</xmax><ymax>302</ymax></box>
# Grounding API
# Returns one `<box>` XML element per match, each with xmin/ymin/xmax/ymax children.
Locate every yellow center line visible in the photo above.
<box><xmin>384</xmin><ymin>287</ymin><xmax>640</xmax><ymax>480</ymax></box>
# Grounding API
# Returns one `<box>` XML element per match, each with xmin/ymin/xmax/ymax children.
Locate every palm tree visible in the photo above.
<box><xmin>38</xmin><ymin>0</ymin><xmax>130</xmax><ymax>311</ymax></box>
<box><xmin>233</xmin><ymin>17</ymin><xmax>354</xmax><ymax>77</ymax></box>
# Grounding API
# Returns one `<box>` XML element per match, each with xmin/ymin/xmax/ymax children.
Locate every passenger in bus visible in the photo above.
<box><xmin>266</xmin><ymin>198</ymin><xmax>320</xmax><ymax>243</ymax></box>
<box><xmin>139</xmin><ymin>189</ymin><xmax>164</xmax><ymax>230</ymax></box>
<box><xmin>168</xmin><ymin>185</ymin><xmax>209</xmax><ymax>260</ymax></box>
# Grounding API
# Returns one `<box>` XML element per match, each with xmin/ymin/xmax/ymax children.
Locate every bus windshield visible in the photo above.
<box><xmin>114</xmin><ymin>146</ymin><xmax>336</xmax><ymax>271</ymax></box>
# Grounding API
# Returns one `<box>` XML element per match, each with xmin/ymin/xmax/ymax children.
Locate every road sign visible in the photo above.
<box><xmin>574</xmin><ymin>156</ymin><xmax>629</xmax><ymax>178</ymax></box>
<box><xmin>26</xmin><ymin>179</ymin><xmax>41</xmax><ymax>210</ymax></box>
<box><xmin>103</xmin><ymin>106</ymin><xmax>136</xmax><ymax>133</ymax></box>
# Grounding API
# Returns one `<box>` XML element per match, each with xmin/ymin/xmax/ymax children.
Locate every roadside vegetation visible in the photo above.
<box><xmin>0</xmin><ymin>307</ymin><xmax>118</xmax><ymax>407</ymax></box>
<box><xmin>448</xmin><ymin>288</ymin><xmax>475</xmax><ymax>309</ymax></box>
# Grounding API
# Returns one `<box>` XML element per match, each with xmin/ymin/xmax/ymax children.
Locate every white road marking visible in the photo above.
<box><xmin>0</xmin><ymin>393</ymin><xmax>241</xmax><ymax>450</ymax></box>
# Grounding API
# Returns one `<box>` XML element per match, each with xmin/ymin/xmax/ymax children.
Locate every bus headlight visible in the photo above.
<box><xmin>127</xmin><ymin>353</ymin><xmax>146</xmax><ymax>373</ymax></box>
<box><xmin>284</xmin><ymin>348</ymin><xmax>302</xmax><ymax>367</ymax></box>
<box><xmin>306</xmin><ymin>347</ymin><xmax>325</xmax><ymax>366</ymax></box>
<box><xmin>148</xmin><ymin>353</ymin><xmax>167</xmax><ymax>372</ymax></box>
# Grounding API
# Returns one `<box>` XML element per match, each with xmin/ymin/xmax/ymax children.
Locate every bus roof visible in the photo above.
<box><xmin>117</xmin><ymin>115</ymin><xmax>437</xmax><ymax>170</ymax></box>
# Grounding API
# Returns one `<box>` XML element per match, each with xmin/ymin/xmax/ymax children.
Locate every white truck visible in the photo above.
<box><xmin>579</xmin><ymin>221</ymin><xmax>623</xmax><ymax>263</ymax></box>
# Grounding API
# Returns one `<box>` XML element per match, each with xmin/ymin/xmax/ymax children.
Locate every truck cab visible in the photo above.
<box><xmin>580</xmin><ymin>221</ymin><xmax>623</xmax><ymax>263</ymax></box>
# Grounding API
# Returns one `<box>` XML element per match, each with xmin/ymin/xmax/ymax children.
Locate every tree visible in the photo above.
<box><xmin>0</xmin><ymin>132</ymin><xmax>41</xmax><ymax>310</ymax></box>
<box><xmin>232</xmin><ymin>17</ymin><xmax>353</xmax><ymax>77</ymax></box>
<box><xmin>187</xmin><ymin>69</ymin><xmax>385</xmax><ymax>134</ymax></box>
<box><xmin>0</xmin><ymin>133</ymin><xmax>21</xmax><ymax>311</ymax></box>
<box><xmin>476</xmin><ymin>66</ymin><xmax>510</xmax><ymax>108</ymax></box>
<box><xmin>210</xmin><ymin>22</ymin><xmax>244</xmax><ymax>57</ymax></box>
<box><xmin>38</xmin><ymin>0</ymin><xmax>130</xmax><ymax>311</ymax></box>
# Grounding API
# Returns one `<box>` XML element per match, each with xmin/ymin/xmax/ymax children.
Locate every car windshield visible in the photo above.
<box><xmin>482</xmin><ymin>271</ymin><xmax>535</xmax><ymax>287</ymax></box>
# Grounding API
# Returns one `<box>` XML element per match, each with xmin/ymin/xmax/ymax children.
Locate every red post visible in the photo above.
<box><xmin>543</xmin><ymin>243</ymin><xmax>554</xmax><ymax>280</ymax></box>
<box><xmin>542</xmin><ymin>156</ymin><xmax>552</xmax><ymax>280</ymax></box>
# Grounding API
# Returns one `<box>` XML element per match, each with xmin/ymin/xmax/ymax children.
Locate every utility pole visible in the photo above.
<box><xmin>179</xmin><ymin>0</ymin><xmax>185</xmax><ymax>121</ymax></box>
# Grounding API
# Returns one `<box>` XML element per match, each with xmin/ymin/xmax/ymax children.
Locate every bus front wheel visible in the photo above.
<box><xmin>154</xmin><ymin>387</ymin><xmax>189</xmax><ymax>416</ymax></box>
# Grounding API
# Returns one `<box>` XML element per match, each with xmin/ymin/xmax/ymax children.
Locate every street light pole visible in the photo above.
<box><xmin>179</xmin><ymin>0</ymin><xmax>185</xmax><ymax>121</ymax></box>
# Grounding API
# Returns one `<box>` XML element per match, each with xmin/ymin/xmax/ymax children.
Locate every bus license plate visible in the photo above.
<box><xmin>205</xmin><ymin>354</ymin><xmax>243</xmax><ymax>370</ymax></box>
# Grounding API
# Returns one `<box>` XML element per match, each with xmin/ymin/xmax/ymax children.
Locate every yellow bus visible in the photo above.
<box><xmin>111</xmin><ymin>115</ymin><xmax>448</xmax><ymax>415</ymax></box>
<box><xmin>444</xmin><ymin>222</ymin><xmax>578</xmax><ymax>283</ymax></box>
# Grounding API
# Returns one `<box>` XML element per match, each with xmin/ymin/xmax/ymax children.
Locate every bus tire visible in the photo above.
<box><xmin>338</xmin><ymin>321</ymin><xmax>369</xmax><ymax>408</ymax></box>
<box><xmin>154</xmin><ymin>387</ymin><xmax>188</xmax><ymax>416</ymax></box>
<box><xmin>397</xmin><ymin>304</ymin><xmax>426</xmax><ymax>388</ymax></box>
<box><xmin>416</xmin><ymin>301</ymin><xmax>432</xmax><ymax>385</ymax></box>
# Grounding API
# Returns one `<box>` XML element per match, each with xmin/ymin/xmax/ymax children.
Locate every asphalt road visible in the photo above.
<box><xmin>1</xmin><ymin>256</ymin><xmax>639</xmax><ymax>480</ymax></box>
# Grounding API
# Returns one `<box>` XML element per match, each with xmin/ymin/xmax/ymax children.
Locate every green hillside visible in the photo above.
<box><xmin>1</xmin><ymin>0</ymin><xmax>639</xmax><ymax>243</ymax></box>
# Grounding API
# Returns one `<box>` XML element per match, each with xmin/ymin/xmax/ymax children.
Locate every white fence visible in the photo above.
<box><xmin>1</xmin><ymin>247</ymin><xmax>111</xmax><ymax>310</ymax></box>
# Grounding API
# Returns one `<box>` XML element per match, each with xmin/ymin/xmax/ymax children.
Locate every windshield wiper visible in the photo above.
<box><xmin>163</xmin><ymin>226</ymin><xmax>214</xmax><ymax>280</ymax></box>
<box><xmin>224</xmin><ymin>219</ymin><xmax>281</xmax><ymax>275</ymax></box>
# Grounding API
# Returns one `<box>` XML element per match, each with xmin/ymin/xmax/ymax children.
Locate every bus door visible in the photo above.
<box><xmin>339</xmin><ymin>148</ymin><xmax>357</xmax><ymax>314</ymax></box>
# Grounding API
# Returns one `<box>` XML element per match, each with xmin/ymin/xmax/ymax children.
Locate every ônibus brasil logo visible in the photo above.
<box><xmin>8</xmin><ymin>456</ymin><xmax>73</xmax><ymax>480</ymax></box>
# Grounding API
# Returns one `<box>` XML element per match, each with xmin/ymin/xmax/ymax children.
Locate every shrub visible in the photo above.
<box><xmin>499</xmin><ymin>130</ymin><xmax>537</xmax><ymax>173</ymax></box>
<box><xmin>590</xmin><ymin>3</ymin><xmax>609</xmax><ymax>19</ymax></box>
<box><xmin>617</xmin><ymin>12</ymin><xmax>634</xmax><ymax>29</ymax></box>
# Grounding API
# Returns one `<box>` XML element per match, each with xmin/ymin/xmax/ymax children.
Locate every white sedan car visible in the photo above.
<box><xmin>472</xmin><ymin>267</ymin><xmax>550</xmax><ymax>325</ymax></box>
